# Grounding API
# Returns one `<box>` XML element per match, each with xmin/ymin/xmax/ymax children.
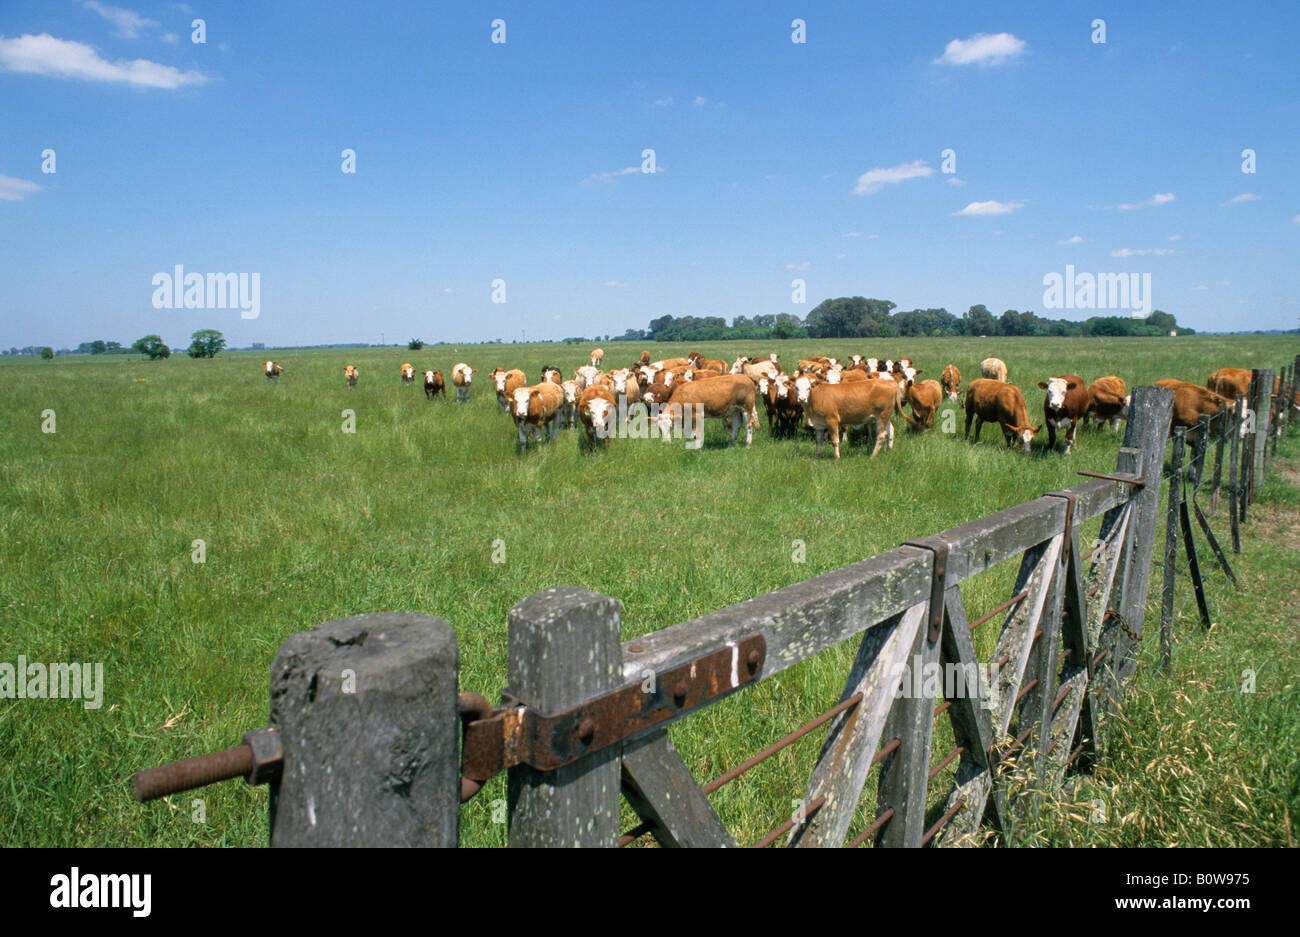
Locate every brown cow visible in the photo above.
<box><xmin>1207</xmin><ymin>367</ymin><xmax>1252</xmax><ymax>401</ymax></box>
<box><xmin>805</xmin><ymin>378</ymin><xmax>905</xmax><ymax>459</ymax></box>
<box><xmin>1037</xmin><ymin>374</ymin><xmax>1088</xmax><ymax>454</ymax></box>
<box><xmin>964</xmin><ymin>378</ymin><xmax>1039</xmax><ymax>453</ymax></box>
<box><xmin>608</xmin><ymin>368</ymin><xmax>642</xmax><ymax>404</ymax></box>
<box><xmin>1085</xmin><ymin>376</ymin><xmax>1129</xmax><ymax>431</ymax></box>
<box><xmin>451</xmin><ymin>362</ymin><xmax>475</xmax><ymax>402</ymax></box>
<box><xmin>1155</xmin><ymin>379</ymin><xmax>1232</xmax><ymax>447</ymax></box>
<box><xmin>344</xmin><ymin>364</ymin><xmax>358</xmax><ymax>388</ymax></box>
<box><xmin>512</xmin><ymin>381</ymin><xmax>564</xmax><ymax>448</ymax></box>
<box><xmin>264</xmin><ymin>360</ymin><xmax>282</xmax><ymax>381</ymax></box>
<box><xmin>656</xmin><ymin>374</ymin><xmax>757</xmax><ymax>448</ymax></box>
<box><xmin>423</xmin><ymin>369</ymin><xmax>445</xmax><ymax>399</ymax></box>
<box><xmin>687</xmin><ymin>352</ymin><xmax>728</xmax><ymax>373</ymax></box>
<box><xmin>400</xmin><ymin>363</ymin><xmax>415</xmax><ymax>385</ymax></box>
<box><xmin>904</xmin><ymin>378</ymin><xmax>943</xmax><ymax>430</ymax></box>
<box><xmin>941</xmin><ymin>364</ymin><xmax>961</xmax><ymax>402</ymax></box>
<box><xmin>491</xmin><ymin>367</ymin><xmax>527</xmax><ymax>411</ymax></box>
<box><xmin>590</xmin><ymin>347</ymin><xmax>604</xmax><ymax>368</ymax></box>
<box><xmin>578</xmin><ymin>384</ymin><xmax>617</xmax><ymax>449</ymax></box>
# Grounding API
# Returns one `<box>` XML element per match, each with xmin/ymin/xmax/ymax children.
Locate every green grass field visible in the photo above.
<box><xmin>2</xmin><ymin>334</ymin><xmax>1297</xmax><ymax>847</ymax></box>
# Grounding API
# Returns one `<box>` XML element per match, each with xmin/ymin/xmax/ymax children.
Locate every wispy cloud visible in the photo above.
<box><xmin>954</xmin><ymin>199</ymin><xmax>1024</xmax><ymax>216</ymax></box>
<box><xmin>785</xmin><ymin>260</ymin><xmax>811</xmax><ymax>271</ymax></box>
<box><xmin>853</xmin><ymin>159</ymin><xmax>934</xmax><ymax>196</ymax></box>
<box><xmin>84</xmin><ymin>2</ymin><xmax>158</xmax><ymax>39</ymax></box>
<box><xmin>0</xmin><ymin>33</ymin><xmax>208</xmax><ymax>88</ymax></box>
<box><xmin>1110</xmin><ymin>247</ymin><xmax>1185</xmax><ymax>257</ymax></box>
<box><xmin>1293</xmin><ymin>214</ymin><xmax>1300</xmax><ymax>225</ymax></box>
<box><xmin>1223</xmin><ymin>192</ymin><xmax>1261</xmax><ymax>205</ymax></box>
<box><xmin>603</xmin><ymin>280</ymin><xmax>623</xmax><ymax>287</ymax></box>
<box><xmin>693</xmin><ymin>95</ymin><xmax>707</xmax><ymax>106</ymax></box>
<box><xmin>653</xmin><ymin>96</ymin><xmax>672</xmax><ymax>107</ymax></box>
<box><xmin>934</xmin><ymin>33</ymin><xmax>1027</xmax><ymax>67</ymax></box>
<box><xmin>1168</xmin><ymin>234</ymin><xmax>1183</xmax><ymax>241</ymax></box>
<box><xmin>1058</xmin><ymin>235</ymin><xmax>1084</xmax><ymax>245</ymax></box>
<box><xmin>580</xmin><ymin>165</ymin><xmax>648</xmax><ymax>185</ymax></box>
<box><xmin>843</xmin><ymin>231</ymin><xmax>861</xmax><ymax>238</ymax></box>
<box><xmin>1117</xmin><ymin>192</ymin><xmax>1175</xmax><ymax>211</ymax></box>
<box><xmin>0</xmin><ymin>174</ymin><xmax>43</xmax><ymax>201</ymax></box>
<box><xmin>945</xmin><ymin>176</ymin><xmax>966</xmax><ymax>187</ymax></box>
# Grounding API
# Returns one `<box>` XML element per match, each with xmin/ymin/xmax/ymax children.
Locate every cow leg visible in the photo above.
<box><xmin>887</xmin><ymin>420</ymin><xmax>895</xmax><ymax>450</ymax></box>
<box><xmin>964</xmin><ymin>408</ymin><xmax>974</xmax><ymax>439</ymax></box>
<box><xmin>814</xmin><ymin>427</ymin><xmax>825</xmax><ymax>457</ymax></box>
<box><xmin>1065</xmin><ymin>420</ymin><xmax>1077</xmax><ymax>455</ymax></box>
<box><xmin>972</xmin><ymin>417</ymin><xmax>983</xmax><ymax>442</ymax></box>
<box><xmin>830</xmin><ymin>419</ymin><xmax>842</xmax><ymax>459</ymax></box>
<box><xmin>1047</xmin><ymin>422</ymin><xmax>1057</xmax><ymax>451</ymax></box>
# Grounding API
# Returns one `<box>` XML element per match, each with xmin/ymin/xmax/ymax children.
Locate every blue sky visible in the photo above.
<box><xmin>2</xmin><ymin>0</ymin><xmax>1298</xmax><ymax>349</ymax></box>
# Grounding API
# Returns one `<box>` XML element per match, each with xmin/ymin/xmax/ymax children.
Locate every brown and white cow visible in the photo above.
<box><xmin>424</xmin><ymin>369</ymin><xmax>445</xmax><ymax>399</ymax></box>
<box><xmin>687</xmin><ymin>352</ymin><xmax>728</xmax><ymax>373</ymax></box>
<box><xmin>941</xmin><ymin>364</ymin><xmax>961</xmax><ymax>402</ymax></box>
<box><xmin>557</xmin><ymin>380</ymin><xmax>580</xmax><ymax>429</ymax></box>
<box><xmin>1085</xmin><ymin>376</ymin><xmax>1129</xmax><ymax>431</ymax></box>
<box><xmin>512</xmin><ymin>381</ymin><xmax>564</xmax><ymax>448</ymax></box>
<box><xmin>1037</xmin><ymin>374</ymin><xmax>1088</xmax><ymax>454</ymax></box>
<box><xmin>805</xmin><ymin>378</ymin><xmax>904</xmax><ymax>459</ymax></box>
<box><xmin>344</xmin><ymin>364</ymin><xmax>358</xmax><ymax>388</ymax></box>
<box><xmin>656</xmin><ymin>374</ymin><xmax>757</xmax><ymax>448</ymax></box>
<box><xmin>608</xmin><ymin>368</ymin><xmax>642</xmax><ymax>405</ymax></box>
<box><xmin>451</xmin><ymin>363</ymin><xmax>476</xmax><ymax>403</ymax></box>
<box><xmin>573</xmin><ymin>364</ymin><xmax>602</xmax><ymax>392</ymax></box>
<box><xmin>490</xmin><ymin>367</ymin><xmax>527</xmax><ymax>410</ymax></box>
<box><xmin>540</xmin><ymin>365</ymin><xmax>563</xmax><ymax>385</ymax></box>
<box><xmin>980</xmin><ymin>357</ymin><xmax>1008</xmax><ymax>382</ymax></box>
<box><xmin>578</xmin><ymin>384</ymin><xmax>617</xmax><ymax>449</ymax></box>
<box><xmin>964</xmin><ymin>378</ymin><xmax>1039</xmax><ymax>453</ymax></box>
<box><xmin>264</xmin><ymin>360</ymin><xmax>282</xmax><ymax>381</ymax></box>
<box><xmin>400</xmin><ymin>363</ymin><xmax>415</xmax><ymax>385</ymax></box>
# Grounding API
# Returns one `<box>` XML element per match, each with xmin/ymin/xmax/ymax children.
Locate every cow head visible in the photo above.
<box><xmin>1038</xmin><ymin>377</ymin><xmax>1069</xmax><ymax>410</ymax></box>
<box><xmin>901</xmin><ymin>366</ymin><xmax>920</xmax><ymax>387</ymax></box>
<box><xmin>562</xmin><ymin>381</ymin><xmax>578</xmax><ymax>404</ymax></box>
<box><xmin>585</xmin><ymin>397</ymin><xmax>614</xmax><ymax>438</ymax></box>
<box><xmin>423</xmin><ymin>370</ymin><xmax>434</xmax><ymax>383</ymax></box>
<box><xmin>493</xmin><ymin>369</ymin><xmax>509</xmax><ymax>392</ymax></box>
<box><xmin>512</xmin><ymin>387</ymin><xmax>534</xmax><ymax>419</ymax></box>
<box><xmin>794</xmin><ymin>374</ymin><xmax>816</xmax><ymax>404</ymax></box>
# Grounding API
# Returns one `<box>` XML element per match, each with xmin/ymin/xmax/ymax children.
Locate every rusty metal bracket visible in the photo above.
<box><xmin>459</xmin><ymin>633</ymin><xmax>766</xmax><ymax>798</ymax></box>
<box><xmin>1042</xmin><ymin>491</ymin><xmax>1077</xmax><ymax>564</ymax></box>
<box><xmin>1075</xmin><ymin>470</ymin><xmax>1145</xmax><ymax>489</ymax></box>
<box><xmin>902</xmin><ymin>535</ymin><xmax>951</xmax><ymax>644</ymax></box>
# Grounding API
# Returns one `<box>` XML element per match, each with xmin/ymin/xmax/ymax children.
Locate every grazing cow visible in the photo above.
<box><xmin>1155</xmin><ymin>379</ymin><xmax>1233</xmax><ymax>447</ymax></box>
<box><xmin>941</xmin><ymin>364</ymin><xmax>961</xmax><ymax>402</ymax></box>
<box><xmin>558</xmin><ymin>380</ymin><xmax>580</xmax><ymax>428</ymax></box>
<box><xmin>656</xmin><ymin>374</ymin><xmax>758</xmax><ymax>448</ymax></box>
<box><xmin>590</xmin><ymin>347</ymin><xmax>604</xmax><ymax>368</ymax></box>
<box><xmin>1037</xmin><ymin>374</ymin><xmax>1088</xmax><ymax>454</ymax></box>
<box><xmin>578</xmin><ymin>384</ymin><xmax>617</xmax><ymax>449</ymax></box>
<box><xmin>1085</xmin><ymin>376</ymin><xmax>1129</xmax><ymax>431</ymax></box>
<box><xmin>400</xmin><ymin>363</ymin><xmax>415</xmax><ymax>385</ymax></box>
<box><xmin>904</xmin><ymin>378</ymin><xmax>943</xmax><ymax>430</ymax></box>
<box><xmin>512</xmin><ymin>381</ymin><xmax>564</xmax><ymax>449</ymax></box>
<box><xmin>739</xmin><ymin>360</ymin><xmax>780</xmax><ymax>384</ymax></box>
<box><xmin>491</xmin><ymin>367</ymin><xmax>527</xmax><ymax>410</ymax></box>
<box><xmin>264</xmin><ymin>360</ymin><xmax>282</xmax><ymax>381</ymax></box>
<box><xmin>451</xmin><ymin>363</ymin><xmax>476</xmax><ymax>403</ymax></box>
<box><xmin>344</xmin><ymin>365</ymin><xmax>358</xmax><ymax>388</ymax></box>
<box><xmin>805</xmin><ymin>379</ymin><xmax>905</xmax><ymax>459</ymax></box>
<box><xmin>840</xmin><ymin>368</ymin><xmax>870</xmax><ymax>383</ymax></box>
<box><xmin>687</xmin><ymin>352</ymin><xmax>728</xmax><ymax>373</ymax></box>
<box><xmin>573</xmin><ymin>364</ymin><xmax>602</xmax><ymax>391</ymax></box>
<box><xmin>1206</xmin><ymin>367</ymin><xmax>1252</xmax><ymax>401</ymax></box>
<box><xmin>640</xmin><ymin>379</ymin><xmax>673</xmax><ymax>408</ymax></box>
<box><xmin>964</xmin><ymin>378</ymin><xmax>1040</xmax><ymax>453</ymax></box>
<box><xmin>980</xmin><ymin>357</ymin><xmax>1008</xmax><ymax>382</ymax></box>
<box><xmin>424</xmin><ymin>369</ymin><xmax>445</xmax><ymax>399</ymax></box>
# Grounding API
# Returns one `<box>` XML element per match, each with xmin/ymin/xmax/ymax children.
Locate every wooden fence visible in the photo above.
<box><xmin>134</xmin><ymin>357</ymin><xmax>1300</xmax><ymax>847</ymax></box>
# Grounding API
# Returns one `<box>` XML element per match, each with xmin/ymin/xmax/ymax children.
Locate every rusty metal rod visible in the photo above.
<box><xmin>969</xmin><ymin>591</ymin><xmax>1030</xmax><ymax>632</ymax></box>
<box><xmin>846</xmin><ymin>808</ymin><xmax>895</xmax><ymax>847</ymax></box>
<box><xmin>701</xmin><ymin>691</ymin><xmax>863</xmax><ymax>796</ymax></box>
<box><xmin>1003</xmin><ymin>725</ymin><xmax>1036</xmax><ymax>758</ymax></box>
<box><xmin>933</xmin><ymin>700</ymin><xmax>953</xmax><ymax>719</ymax></box>
<box><xmin>619</xmin><ymin>821</ymin><xmax>654</xmax><ymax>848</ymax></box>
<box><xmin>1091</xmin><ymin>647</ymin><xmax>1109</xmax><ymax>669</ymax></box>
<box><xmin>133</xmin><ymin>744</ymin><xmax>253</xmax><ymax>802</ymax></box>
<box><xmin>751</xmin><ymin>795</ymin><xmax>825</xmax><ymax>848</ymax></box>
<box><xmin>1052</xmin><ymin>683</ymin><xmax>1072</xmax><ymax>710</ymax></box>
<box><xmin>920</xmin><ymin>796</ymin><xmax>967</xmax><ymax>846</ymax></box>
<box><xmin>871</xmin><ymin>737</ymin><xmax>902</xmax><ymax>766</ymax></box>
<box><xmin>1015</xmin><ymin>678</ymin><xmax>1039</xmax><ymax>704</ymax></box>
<box><xmin>1067</xmin><ymin>743</ymin><xmax>1086</xmax><ymax>766</ymax></box>
<box><xmin>927</xmin><ymin>746</ymin><xmax>967</xmax><ymax>781</ymax></box>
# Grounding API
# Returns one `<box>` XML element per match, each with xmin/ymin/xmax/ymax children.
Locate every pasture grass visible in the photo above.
<box><xmin>0</xmin><ymin>334</ymin><xmax>1297</xmax><ymax>847</ymax></box>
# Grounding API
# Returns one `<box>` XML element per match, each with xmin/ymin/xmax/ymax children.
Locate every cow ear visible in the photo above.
<box><xmin>1037</xmin><ymin>381</ymin><xmax>1048</xmax><ymax>390</ymax></box>
<box><xmin>914</xmin><ymin>369</ymin><xmax>923</xmax><ymax>376</ymax></box>
<box><xmin>1067</xmin><ymin>381</ymin><xmax>1080</xmax><ymax>390</ymax></box>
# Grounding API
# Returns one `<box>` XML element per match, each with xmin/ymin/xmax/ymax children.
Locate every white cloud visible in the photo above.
<box><xmin>441</xmin><ymin>287</ymin><xmax>454</xmax><ymax>294</ymax></box>
<box><xmin>0</xmin><ymin>33</ymin><xmax>209</xmax><ymax>88</ymax></box>
<box><xmin>603</xmin><ymin>280</ymin><xmax>623</xmax><ymax>287</ymax></box>
<box><xmin>653</xmin><ymin>97</ymin><xmax>672</xmax><ymax>107</ymax></box>
<box><xmin>84</xmin><ymin>2</ymin><xmax>158</xmax><ymax>39</ymax></box>
<box><xmin>785</xmin><ymin>261</ymin><xmax>811</xmax><ymax>271</ymax></box>
<box><xmin>1293</xmin><ymin>214</ymin><xmax>1300</xmax><ymax>225</ymax></box>
<box><xmin>0</xmin><ymin>174</ymin><xmax>43</xmax><ymax>201</ymax></box>
<box><xmin>1117</xmin><ymin>192</ymin><xmax>1175</xmax><ymax>211</ymax></box>
<box><xmin>934</xmin><ymin>32</ymin><xmax>1027</xmax><ymax>67</ymax></box>
<box><xmin>580</xmin><ymin>165</ymin><xmax>643</xmax><ymax>184</ymax></box>
<box><xmin>945</xmin><ymin>176</ymin><xmax>965</xmax><ymax>187</ymax></box>
<box><xmin>853</xmin><ymin>159</ymin><xmax>934</xmax><ymax>195</ymax></box>
<box><xmin>1192</xmin><ymin>285</ymin><xmax>1209</xmax><ymax>291</ymax></box>
<box><xmin>1224</xmin><ymin>192</ymin><xmax>1261</xmax><ymax>205</ymax></box>
<box><xmin>835</xmin><ymin>253</ymin><xmax>847</xmax><ymax>260</ymax></box>
<box><xmin>954</xmin><ymin>199</ymin><xmax>1024</xmax><ymax>216</ymax></box>
<box><xmin>161</xmin><ymin>32</ymin><xmax>178</xmax><ymax>43</ymax></box>
<box><xmin>693</xmin><ymin>95</ymin><xmax>707</xmax><ymax>106</ymax></box>
<box><xmin>1110</xmin><ymin>247</ymin><xmax>1184</xmax><ymax>257</ymax></box>
<box><xmin>1168</xmin><ymin>234</ymin><xmax>1183</xmax><ymax>241</ymax></box>
<box><xmin>843</xmin><ymin>231</ymin><xmax>861</xmax><ymax>238</ymax></box>
<box><xmin>1058</xmin><ymin>235</ymin><xmax>1084</xmax><ymax>245</ymax></box>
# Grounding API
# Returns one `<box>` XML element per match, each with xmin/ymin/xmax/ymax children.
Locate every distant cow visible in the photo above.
<box><xmin>264</xmin><ymin>360</ymin><xmax>282</xmax><ymax>382</ymax></box>
<box><xmin>805</xmin><ymin>378</ymin><xmax>904</xmax><ymax>459</ymax></box>
<box><xmin>451</xmin><ymin>363</ymin><xmax>476</xmax><ymax>403</ymax></box>
<box><xmin>656</xmin><ymin>374</ymin><xmax>757</xmax><ymax>448</ymax></box>
<box><xmin>687</xmin><ymin>352</ymin><xmax>728</xmax><ymax>373</ymax></box>
<box><xmin>400</xmin><ymin>363</ymin><xmax>415</xmax><ymax>385</ymax></box>
<box><xmin>344</xmin><ymin>364</ymin><xmax>358</xmax><ymax>388</ymax></box>
<box><xmin>1206</xmin><ymin>367</ymin><xmax>1252</xmax><ymax>401</ymax></box>
<box><xmin>512</xmin><ymin>381</ymin><xmax>564</xmax><ymax>449</ymax></box>
<box><xmin>424</xmin><ymin>369</ymin><xmax>445</xmax><ymax>399</ymax></box>
<box><xmin>980</xmin><ymin>357</ymin><xmax>1008</xmax><ymax>382</ymax></box>
<box><xmin>964</xmin><ymin>378</ymin><xmax>1039</xmax><ymax>453</ymax></box>
<box><xmin>590</xmin><ymin>347</ymin><xmax>604</xmax><ymax>368</ymax></box>
<box><xmin>578</xmin><ymin>384</ymin><xmax>617</xmax><ymax>449</ymax></box>
<box><xmin>941</xmin><ymin>364</ymin><xmax>961</xmax><ymax>402</ymax></box>
<box><xmin>491</xmin><ymin>367</ymin><xmax>527</xmax><ymax>411</ymax></box>
<box><xmin>1037</xmin><ymin>374</ymin><xmax>1088</xmax><ymax>454</ymax></box>
<box><xmin>1085</xmin><ymin>376</ymin><xmax>1129</xmax><ymax>431</ymax></box>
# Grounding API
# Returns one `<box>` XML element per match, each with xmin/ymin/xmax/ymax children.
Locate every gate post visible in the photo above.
<box><xmin>268</xmin><ymin>613</ymin><xmax>460</xmax><ymax>847</ymax></box>
<box><xmin>506</xmin><ymin>587</ymin><xmax>624</xmax><ymax>847</ymax></box>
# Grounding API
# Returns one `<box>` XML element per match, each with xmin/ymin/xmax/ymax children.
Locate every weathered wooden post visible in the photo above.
<box><xmin>506</xmin><ymin>587</ymin><xmax>623</xmax><ymax>847</ymax></box>
<box><xmin>1253</xmin><ymin>370</ymin><xmax>1274</xmax><ymax>487</ymax></box>
<box><xmin>1229</xmin><ymin>396</ymin><xmax>1244</xmax><ymax>553</ymax></box>
<box><xmin>268</xmin><ymin>613</ymin><xmax>460</xmax><ymax>847</ymax></box>
<box><xmin>1115</xmin><ymin>384</ymin><xmax>1174</xmax><ymax>685</ymax></box>
<box><xmin>1159</xmin><ymin>431</ymin><xmax>1184</xmax><ymax>671</ymax></box>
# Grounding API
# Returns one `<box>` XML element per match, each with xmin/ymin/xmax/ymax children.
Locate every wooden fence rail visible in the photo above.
<box><xmin>133</xmin><ymin>364</ymin><xmax>1300</xmax><ymax>846</ymax></box>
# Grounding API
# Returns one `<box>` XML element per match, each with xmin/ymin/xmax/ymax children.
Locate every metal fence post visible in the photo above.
<box><xmin>268</xmin><ymin>613</ymin><xmax>460</xmax><ymax>847</ymax></box>
<box><xmin>506</xmin><ymin>587</ymin><xmax>624</xmax><ymax>847</ymax></box>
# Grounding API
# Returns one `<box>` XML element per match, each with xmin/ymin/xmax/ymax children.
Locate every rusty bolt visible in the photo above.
<box><xmin>577</xmin><ymin>718</ymin><xmax>596</xmax><ymax>744</ymax></box>
<box><xmin>672</xmin><ymin>680</ymin><xmax>689</xmax><ymax>703</ymax></box>
<box><xmin>747</xmin><ymin>649</ymin><xmax>761</xmax><ymax>673</ymax></box>
<box><xmin>628</xmin><ymin>644</ymin><xmax>644</xmax><ymax>653</ymax></box>
<box><xmin>242</xmin><ymin>728</ymin><xmax>283</xmax><ymax>786</ymax></box>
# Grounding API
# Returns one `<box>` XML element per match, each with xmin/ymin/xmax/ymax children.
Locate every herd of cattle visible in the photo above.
<box><xmin>259</xmin><ymin>354</ymin><xmax>1294</xmax><ymax>458</ymax></box>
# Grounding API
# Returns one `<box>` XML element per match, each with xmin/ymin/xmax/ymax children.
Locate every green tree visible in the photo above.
<box><xmin>408</xmin><ymin>338</ymin><xmax>424</xmax><ymax>350</ymax></box>
<box><xmin>963</xmin><ymin>304</ymin><xmax>998</xmax><ymax>337</ymax></box>
<box><xmin>133</xmin><ymin>335</ymin><xmax>171</xmax><ymax>359</ymax></box>
<box><xmin>186</xmin><ymin>329</ymin><xmax>227</xmax><ymax>359</ymax></box>
<box><xmin>40</xmin><ymin>347</ymin><xmax>53</xmax><ymax>360</ymax></box>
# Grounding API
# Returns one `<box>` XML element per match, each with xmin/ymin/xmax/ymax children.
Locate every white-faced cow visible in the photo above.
<box><xmin>451</xmin><ymin>363</ymin><xmax>476</xmax><ymax>403</ymax></box>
